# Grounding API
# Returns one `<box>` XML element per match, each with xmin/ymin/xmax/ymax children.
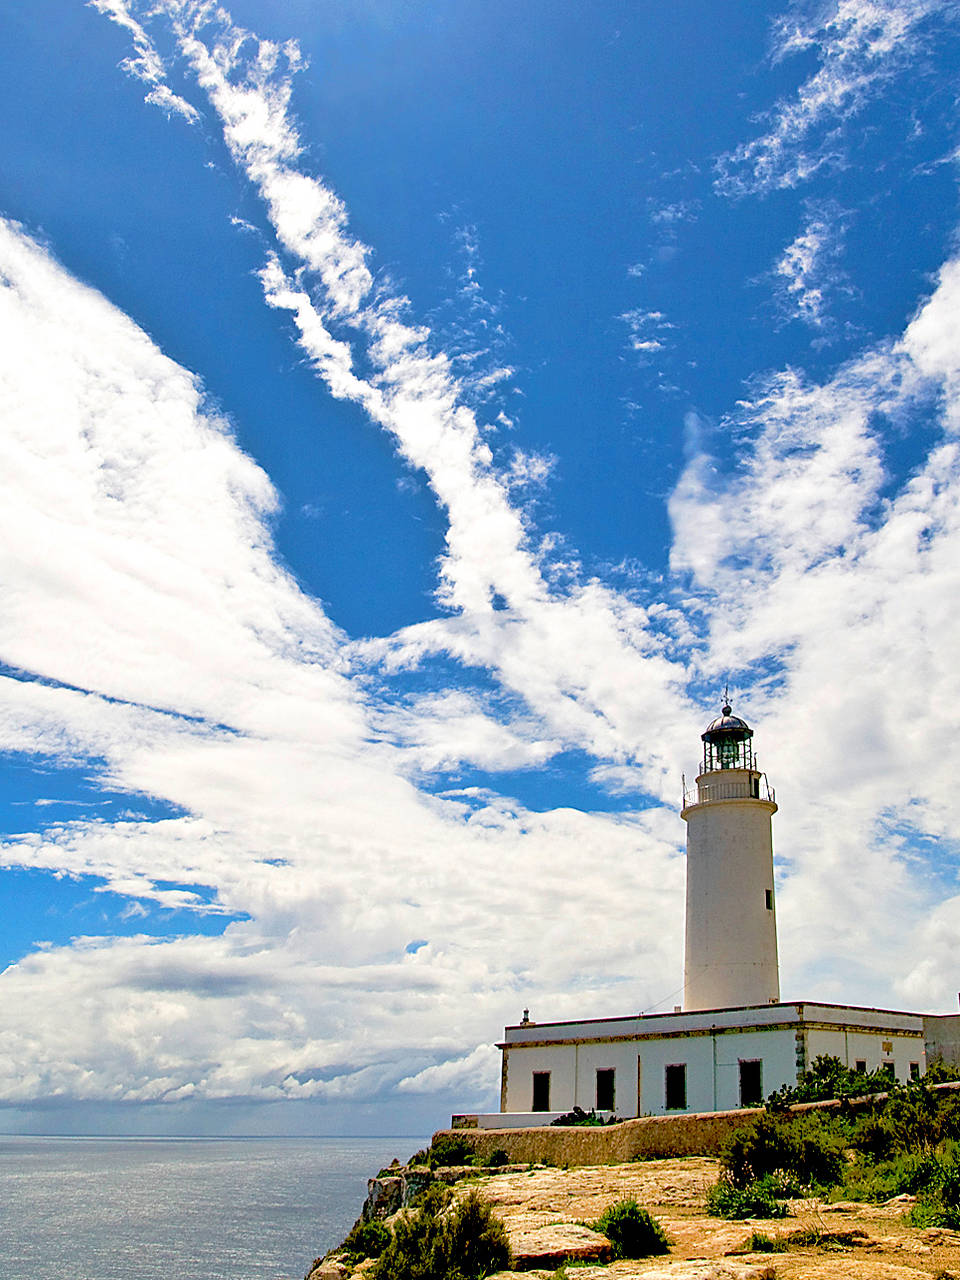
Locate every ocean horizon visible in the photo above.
<box><xmin>1</xmin><ymin>1133</ymin><xmax>429</xmax><ymax>1280</ymax></box>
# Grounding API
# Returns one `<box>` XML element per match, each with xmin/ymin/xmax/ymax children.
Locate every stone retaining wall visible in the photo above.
<box><xmin>435</xmin><ymin>1080</ymin><xmax>960</xmax><ymax>1166</ymax></box>
<box><xmin>433</xmin><ymin>1106</ymin><xmax>761</xmax><ymax>1166</ymax></box>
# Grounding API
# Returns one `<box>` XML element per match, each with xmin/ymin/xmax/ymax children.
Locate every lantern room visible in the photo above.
<box><xmin>701</xmin><ymin>703</ymin><xmax>755</xmax><ymax>772</ymax></box>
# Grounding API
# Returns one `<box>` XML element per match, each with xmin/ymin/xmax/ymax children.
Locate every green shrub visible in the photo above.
<box><xmin>884</xmin><ymin>1083</ymin><xmax>947</xmax><ymax>1154</ymax></box>
<box><xmin>591</xmin><ymin>1199</ymin><xmax>669</xmax><ymax>1258</ymax></box>
<box><xmin>373</xmin><ymin>1186</ymin><xmax>511</xmax><ymax>1280</ymax></box>
<box><xmin>767</xmin><ymin>1054</ymin><xmax>893</xmax><ymax>1107</ymax></box>
<box><xmin>720</xmin><ymin>1111</ymin><xmax>845</xmax><ymax>1190</ymax></box>
<box><xmin>340</xmin><ymin>1219</ymin><xmax>391</xmax><ymax>1261</ymax></box>
<box><xmin>842</xmin><ymin>1148</ymin><xmax>946</xmax><ymax>1203</ymax></box>
<box><xmin>437</xmin><ymin>1188</ymin><xmax>512</xmax><ymax>1277</ymax></box>
<box><xmin>924</xmin><ymin>1058</ymin><xmax>960</xmax><ymax>1084</ymax></box>
<box><xmin>550</xmin><ymin>1106</ymin><xmax>608</xmax><ymax>1127</ymax></box>
<box><xmin>485</xmin><ymin>1148</ymin><xmax>509</xmax><ymax>1168</ymax></box>
<box><xmin>849</xmin><ymin>1110</ymin><xmax>896</xmax><ymax>1160</ymax></box>
<box><xmin>785</xmin><ymin>1226</ymin><xmax>860</xmax><ymax>1248</ymax></box>
<box><xmin>427</xmin><ymin>1135</ymin><xmax>476</xmax><ymax>1168</ymax></box>
<box><xmin>706</xmin><ymin>1175</ymin><xmax>790</xmax><ymax>1220</ymax></box>
<box><xmin>789</xmin><ymin>1112</ymin><xmax>847</xmax><ymax>1187</ymax></box>
<box><xmin>908</xmin><ymin>1148</ymin><xmax>960</xmax><ymax>1230</ymax></box>
<box><xmin>842</xmin><ymin>1083</ymin><xmax>960</xmax><ymax>1163</ymax></box>
<box><xmin>748</xmin><ymin>1230</ymin><xmax>787</xmax><ymax>1252</ymax></box>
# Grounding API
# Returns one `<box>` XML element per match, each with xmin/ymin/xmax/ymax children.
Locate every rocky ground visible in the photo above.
<box><xmin>309</xmin><ymin>1156</ymin><xmax>960</xmax><ymax>1280</ymax></box>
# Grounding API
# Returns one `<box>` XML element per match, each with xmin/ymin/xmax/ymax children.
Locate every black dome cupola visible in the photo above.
<box><xmin>701</xmin><ymin>701</ymin><xmax>755</xmax><ymax>771</ymax></box>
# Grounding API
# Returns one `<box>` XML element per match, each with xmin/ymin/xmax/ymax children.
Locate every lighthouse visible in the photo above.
<box><xmin>681</xmin><ymin>701</ymin><xmax>779</xmax><ymax>1011</ymax></box>
<box><xmin>485</xmin><ymin>700</ymin><xmax>939</xmax><ymax>1128</ymax></box>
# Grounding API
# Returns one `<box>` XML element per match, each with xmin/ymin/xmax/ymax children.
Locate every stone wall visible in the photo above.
<box><xmin>435</xmin><ymin>1106</ymin><xmax>762</xmax><ymax>1166</ymax></box>
<box><xmin>438</xmin><ymin>1080</ymin><xmax>960</xmax><ymax>1167</ymax></box>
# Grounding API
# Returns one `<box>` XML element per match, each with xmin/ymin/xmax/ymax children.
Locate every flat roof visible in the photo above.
<box><xmin>502</xmin><ymin>1000</ymin><xmax>926</xmax><ymax>1046</ymax></box>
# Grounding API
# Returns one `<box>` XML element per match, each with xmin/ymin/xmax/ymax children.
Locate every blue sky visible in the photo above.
<box><xmin>2</xmin><ymin>0</ymin><xmax>960</xmax><ymax>1135</ymax></box>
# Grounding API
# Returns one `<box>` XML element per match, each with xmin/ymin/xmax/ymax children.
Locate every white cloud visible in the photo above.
<box><xmin>397</xmin><ymin>1044</ymin><xmax>501</xmax><ymax>1095</ymax></box>
<box><xmin>620</xmin><ymin>308</ymin><xmax>675</xmax><ymax>357</ymax></box>
<box><xmin>503</xmin><ymin>449</ymin><xmax>555</xmax><ymax>490</ymax></box>
<box><xmin>715</xmin><ymin>0</ymin><xmax>950</xmax><ymax>196</ymax></box>
<box><xmin>669</xmin><ymin>246</ymin><xmax>960</xmax><ymax>1004</ymax></box>
<box><xmin>3</xmin><ymin>0</ymin><xmax>958</xmax><ymax>1127</ymax></box>
<box><xmin>0</xmin><ymin>214</ymin><xmax>689</xmax><ymax>1111</ymax></box>
<box><xmin>773</xmin><ymin>202</ymin><xmax>852</xmax><ymax>328</ymax></box>
<box><xmin>99</xmin><ymin>2</ymin><xmax>696</xmax><ymax>774</ymax></box>
<box><xmin>648</xmin><ymin>200</ymin><xmax>700</xmax><ymax>226</ymax></box>
<box><xmin>90</xmin><ymin>0</ymin><xmax>200</xmax><ymax>123</ymax></box>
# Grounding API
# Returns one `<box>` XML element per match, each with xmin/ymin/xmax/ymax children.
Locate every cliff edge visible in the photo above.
<box><xmin>308</xmin><ymin>1154</ymin><xmax>960</xmax><ymax>1280</ymax></box>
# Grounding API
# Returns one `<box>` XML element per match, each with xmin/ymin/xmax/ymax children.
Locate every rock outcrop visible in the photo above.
<box><xmin>309</xmin><ymin>1155</ymin><xmax>960</xmax><ymax>1279</ymax></box>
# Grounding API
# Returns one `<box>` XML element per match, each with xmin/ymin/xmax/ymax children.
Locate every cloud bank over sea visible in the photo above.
<box><xmin>2</xmin><ymin>0</ymin><xmax>960</xmax><ymax>1131</ymax></box>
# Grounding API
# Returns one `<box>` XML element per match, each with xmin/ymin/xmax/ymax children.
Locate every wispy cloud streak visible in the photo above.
<box><xmin>86</xmin><ymin>0</ymin><xmax>694</xmax><ymax>780</ymax></box>
<box><xmin>773</xmin><ymin>202</ymin><xmax>852</xmax><ymax>329</ymax></box>
<box><xmin>90</xmin><ymin>0</ymin><xmax>200</xmax><ymax>122</ymax></box>
<box><xmin>715</xmin><ymin>0</ymin><xmax>951</xmax><ymax>196</ymax></box>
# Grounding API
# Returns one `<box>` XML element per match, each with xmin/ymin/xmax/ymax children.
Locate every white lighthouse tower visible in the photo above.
<box><xmin>681</xmin><ymin>701</ymin><xmax>779</xmax><ymax>1011</ymax></box>
<box><xmin>486</xmin><ymin>700</ymin><xmax>941</xmax><ymax>1129</ymax></box>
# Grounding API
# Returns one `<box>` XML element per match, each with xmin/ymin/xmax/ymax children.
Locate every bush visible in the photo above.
<box><xmin>884</xmin><ymin>1083</ymin><xmax>947</xmax><ymax>1154</ymax></box>
<box><xmin>720</xmin><ymin>1111</ymin><xmax>845</xmax><ymax>1190</ymax></box>
<box><xmin>908</xmin><ymin>1149</ymin><xmax>960</xmax><ymax>1230</ymax></box>
<box><xmin>706</xmin><ymin>1175</ymin><xmax>790</xmax><ymax>1220</ymax></box>
<box><xmin>437</xmin><ymin>1188</ymin><xmax>512</xmax><ymax>1277</ymax></box>
<box><xmin>789</xmin><ymin>1112</ymin><xmax>848</xmax><ymax>1187</ymax></box>
<box><xmin>427</xmin><ymin>1136</ymin><xmax>477</xmax><ymax>1168</ymax></box>
<box><xmin>485</xmin><ymin>1148</ymin><xmax>509</xmax><ymax>1168</ymax></box>
<box><xmin>849</xmin><ymin>1111</ymin><xmax>897</xmax><ymax>1160</ymax></box>
<box><xmin>842</xmin><ymin>1084</ymin><xmax>960</xmax><ymax>1164</ymax></box>
<box><xmin>842</xmin><ymin>1149</ymin><xmax>945</xmax><ymax>1203</ymax></box>
<box><xmin>748</xmin><ymin>1230</ymin><xmax>787</xmax><ymax>1252</ymax></box>
<box><xmin>591</xmin><ymin>1199</ymin><xmax>669</xmax><ymax>1258</ymax></box>
<box><xmin>923</xmin><ymin>1058</ymin><xmax>960</xmax><ymax>1084</ymax></box>
<box><xmin>340</xmin><ymin>1219</ymin><xmax>391</xmax><ymax>1261</ymax></box>
<box><xmin>373</xmin><ymin>1186</ymin><xmax>511</xmax><ymax>1280</ymax></box>
<box><xmin>550</xmin><ymin>1106</ymin><xmax>610</xmax><ymax>1127</ymax></box>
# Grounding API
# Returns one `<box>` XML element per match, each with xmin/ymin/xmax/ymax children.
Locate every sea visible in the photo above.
<box><xmin>0</xmin><ymin>1135</ymin><xmax>428</xmax><ymax>1280</ymax></box>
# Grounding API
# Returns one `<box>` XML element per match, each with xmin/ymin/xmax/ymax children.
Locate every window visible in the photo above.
<box><xmin>910</xmin><ymin>1062</ymin><xmax>920</xmax><ymax>1081</ymax></box>
<box><xmin>532</xmin><ymin>1071</ymin><xmax>551</xmax><ymax>1112</ymax></box>
<box><xmin>854</xmin><ymin>1059</ymin><xmax>867</xmax><ymax>1074</ymax></box>
<box><xmin>596</xmin><ymin>1068</ymin><xmax>615</xmax><ymax>1111</ymax></box>
<box><xmin>739</xmin><ymin>1059</ymin><xmax>763</xmax><ymax>1107</ymax></box>
<box><xmin>882</xmin><ymin>1060</ymin><xmax>896</xmax><ymax>1080</ymax></box>
<box><xmin>764</xmin><ymin>889</ymin><xmax>773</xmax><ymax>910</ymax></box>
<box><xmin>665</xmin><ymin>1063</ymin><xmax>687</xmax><ymax>1111</ymax></box>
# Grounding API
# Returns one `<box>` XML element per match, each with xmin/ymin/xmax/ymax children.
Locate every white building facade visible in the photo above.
<box><xmin>485</xmin><ymin>1001</ymin><xmax>925</xmax><ymax>1127</ymax></box>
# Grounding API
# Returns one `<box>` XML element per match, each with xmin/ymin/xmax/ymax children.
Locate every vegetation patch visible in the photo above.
<box><xmin>550</xmin><ymin>1106</ymin><xmax>620</xmax><ymax>1127</ymax></box>
<box><xmin>339</xmin><ymin>1219</ymin><xmax>391</xmax><ymax>1262</ymax></box>
<box><xmin>706</xmin><ymin>1058</ymin><xmax>960</xmax><ymax>1225</ymax></box>
<box><xmin>590</xmin><ymin>1198</ymin><xmax>669</xmax><ymax>1258</ymax></box>
<box><xmin>420</xmin><ymin>1135</ymin><xmax>478</xmax><ymax>1168</ymax></box>
<box><xmin>706</xmin><ymin>1174</ymin><xmax>791</xmax><ymax>1219</ymax></box>
<box><xmin>783</xmin><ymin>1226</ymin><xmax>868</xmax><ymax>1250</ymax></box>
<box><xmin>372</xmin><ymin>1184</ymin><xmax>511</xmax><ymax>1280</ymax></box>
<box><xmin>747</xmin><ymin>1230</ymin><xmax>788</xmax><ymax>1252</ymax></box>
<box><xmin>720</xmin><ymin>1109</ymin><xmax>844</xmax><ymax>1191</ymax></box>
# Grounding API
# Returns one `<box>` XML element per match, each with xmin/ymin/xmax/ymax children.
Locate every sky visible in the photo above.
<box><xmin>1</xmin><ymin>0</ymin><xmax>960</xmax><ymax>1136</ymax></box>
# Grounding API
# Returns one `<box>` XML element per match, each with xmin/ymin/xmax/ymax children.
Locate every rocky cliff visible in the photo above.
<box><xmin>307</xmin><ymin>1155</ymin><xmax>960</xmax><ymax>1280</ymax></box>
